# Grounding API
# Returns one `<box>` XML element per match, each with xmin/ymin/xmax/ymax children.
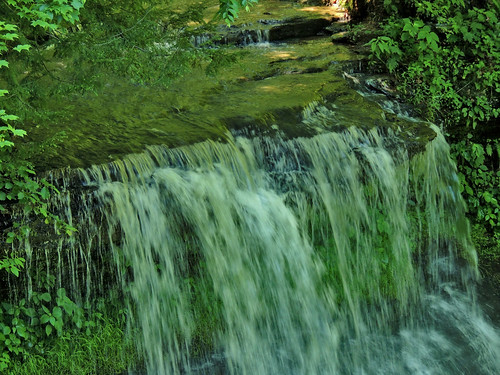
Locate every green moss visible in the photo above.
<box><xmin>12</xmin><ymin>37</ymin><xmax>369</xmax><ymax>171</ymax></box>
<box><xmin>2</xmin><ymin>1</ymin><xmax>434</xmax><ymax>173</ymax></box>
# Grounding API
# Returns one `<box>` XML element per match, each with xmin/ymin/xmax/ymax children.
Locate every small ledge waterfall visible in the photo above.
<box><xmin>27</xmin><ymin>112</ymin><xmax>499</xmax><ymax>374</ymax></box>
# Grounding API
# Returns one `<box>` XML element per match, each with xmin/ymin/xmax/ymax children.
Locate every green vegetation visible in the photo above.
<box><xmin>1</xmin><ymin>2</ymin><xmax>75</xmax><ymax>282</ymax></box>
<box><xmin>0</xmin><ymin>287</ymin><xmax>137</xmax><ymax>373</ymax></box>
<box><xmin>368</xmin><ymin>1</ymin><xmax>498</xmax><ymax>129</ymax></box>
<box><xmin>8</xmin><ymin>317</ymin><xmax>137</xmax><ymax>375</ymax></box>
<box><xmin>217</xmin><ymin>0</ymin><xmax>259</xmax><ymax>24</ymax></box>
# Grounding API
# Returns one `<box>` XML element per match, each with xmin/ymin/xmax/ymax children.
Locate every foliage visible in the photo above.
<box><xmin>0</xmin><ymin>287</ymin><xmax>137</xmax><ymax>373</ymax></box>
<box><xmin>367</xmin><ymin>1</ymin><xmax>499</xmax><ymax>129</ymax></box>
<box><xmin>217</xmin><ymin>0</ymin><xmax>259</xmax><ymax>24</ymax></box>
<box><xmin>0</xmin><ymin>0</ymin><xmax>244</xmax><ymax>104</ymax></box>
<box><xmin>451</xmin><ymin>137</ymin><xmax>500</xmax><ymax>228</ymax></box>
<box><xmin>0</xmin><ymin>288</ymin><xmax>100</xmax><ymax>371</ymax></box>
<box><xmin>2</xmin><ymin>0</ymin><xmax>85</xmax><ymax>31</ymax></box>
<box><xmin>8</xmin><ymin>319</ymin><xmax>137</xmax><ymax>375</ymax></box>
<box><xmin>1</xmin><ymin>8</ymin><xmax>76</xmax><ymax>280</ymax></box>
<box><xmin>0</xmin><ymin>256</ymin><xmax>24</xmax><ymax>276</ymax></box>
<box><xmin>470</xmin><ymin>222</ymin><xmax>500</xmax><ymax>281</ymax></box>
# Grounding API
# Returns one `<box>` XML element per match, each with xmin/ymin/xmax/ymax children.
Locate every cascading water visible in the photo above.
<box><xmin>29</xmin><ymin>105</ymin><xmax>499</xmax><ymax>374</ymax></box>
<box><xmin>192</xmin><ymin>29</ymin><xmax>270</xmax><ymax>47</ymax></box>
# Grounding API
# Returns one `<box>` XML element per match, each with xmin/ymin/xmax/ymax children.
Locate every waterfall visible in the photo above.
<box><xmin>242</xmin><ymin>29</ymin><xmax>270</xmax><ymax>45</ymax></box>
<box><xmin>191</xmin><ymin>29</ymin><xmax>270</xmax><ymax>47</ymax></box>
<box><xmin>28</xmin><ymin>107</ymin><xmax>499</xmax><ymax>374</ymax></box>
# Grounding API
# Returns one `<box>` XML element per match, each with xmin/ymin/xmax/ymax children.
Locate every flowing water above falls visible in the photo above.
<box><xmin>31</xmin><ymin>111</ymin><xmax>500</xmax><ymax>374</ymax></box>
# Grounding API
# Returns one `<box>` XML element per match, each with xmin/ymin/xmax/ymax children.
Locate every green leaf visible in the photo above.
<box><xmin>75</xmin><ymin>318</ymin><xmax>82</xmax><ymax>329</ymax></box>
<box><xmin>45</xmin><ymin>325</ymin><xmax>52</xmax><ymax>336</ymax></box>
<box><xmin>40</xmin><ymin>293</ymin><xmax>51</xmax><ymax>302</ymax></box>
<box><xmin>53</xmin><ymin>319</ymin><xmax>63</xmax><ymax>332</ymax></box>
<box><xmin>24</xmin><ymin>308</ymin><xmax>36</xmax><ymax>318</ymax></box>
<box><xmin>39</xmin><ymin>187</ymin><xmax>50</xmax><ymax>200</ymax></box>
<box><xmin>56</xmin><ymin>288</ymin><xmax>66</xmax><ymax>299</ymax></box>
<box><xmin>2</xmin><ymin>24</ymin><xmax>17</xmax><ymax>32</ymax></box>
<box><xmin>0</xmin><ymin>114</ymin><xmax>19</xmax><ymax>121</ymax></box>
<box><xmin>16</xmin><ymin>326</ymin><xmax>27</xmax><ymax>338</ymax></box>
<box><xmin>0</xmin><ymin>60</ymin><xmax>9</xmax><ymax>69</ymax></box>
<box><xmin>13</xmin><ymin>44</ymin><xmax>30</xmax><ymax>53</ymax></box>
<box><xmin>71</xmin><ymin>0</ymin><xmax>83</xmax><ymax>10</ymax></box>
<box><xmin>0</xmin><ymin>140</ymin><xmax>14</xmax><ymax>148</ymax></box>
<box><xmin>414</xmin><ymin>20</ymin><xmax>424</xmax><ymax>28</ymax></box>
<box><xmin>486</xmin><ymin>144</ymin><xmax>492</xmax><ymax>156</ymax></box>
<box><xmin>52</xmin><ymin>306</ymin><xmax>62</xmax><ymax>319</ymax></box>
<box><xmin>0</xmin><ymin>33</ymin><xmax>18</xmax><ymax>41</ymax></box>
<box><xmin>31</xmin><ymin>20</ymin><xmax>53</xmax><ymax>29</ymax></box>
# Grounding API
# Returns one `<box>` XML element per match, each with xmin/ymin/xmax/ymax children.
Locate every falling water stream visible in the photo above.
<box><xmin>32</xmin><ymin>101</ymin><xmax>500</xmax><ymax>374</ymax></box>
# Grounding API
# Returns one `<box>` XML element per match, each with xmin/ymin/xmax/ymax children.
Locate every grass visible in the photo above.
<box><xmin>8</xmin><ymin>317</ymin><xmax>141</xmax><ymax>375</ymax></box>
